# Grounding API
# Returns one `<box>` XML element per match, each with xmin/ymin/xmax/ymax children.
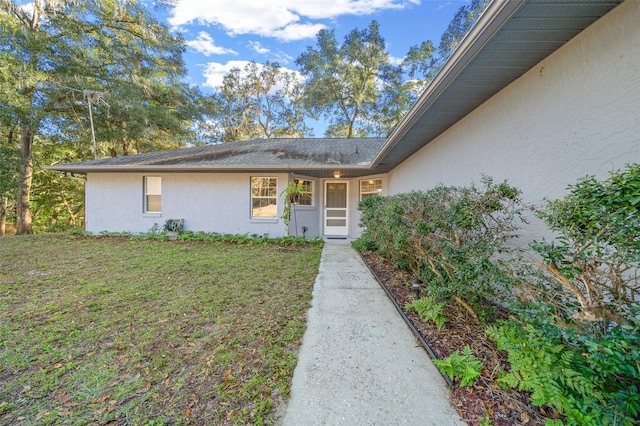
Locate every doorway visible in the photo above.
<box><xmin>324</xmin><ymin>181</ymin><xmax>348</xmax><ymax>236</ymax></box>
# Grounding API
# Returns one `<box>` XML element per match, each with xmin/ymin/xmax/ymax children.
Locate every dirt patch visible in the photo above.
<box><xmin>360</xmin><ymin>251</ymin><xmax>557</xmax><ymax>426</ymax></box>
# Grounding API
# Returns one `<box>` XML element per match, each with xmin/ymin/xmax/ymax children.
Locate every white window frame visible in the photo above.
<box><xmin>294</xmin><ymin>179</ymin><xmax>314</xmax><ymax>207</ymax></box>
<box><xmin>360</xmin><ymin>178</ymin><xmax>383</xmax><ymax>200</ymax></box>
<box><xmin>250</xmin><ymin>177</ymin><xmax>278</xmax><ymax>219</ymax></box>
<box><xmin>144</xmin><ymin>176</ymin><xmax>162</xmax><ymax>214</ymax></box>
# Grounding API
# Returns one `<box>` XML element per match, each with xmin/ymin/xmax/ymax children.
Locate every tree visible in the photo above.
<box><xmin>210</xmin><ymin>61</ymin><xmax>310</xmax><ymax>142</ymax></box>
<box><xmin>47</xmin><ymin>1</ymin><xmax>203</xmax><ymax>156</ymax></box>
<box><xmin>0</xmin><ymin>125</ymin><xmax>22</xmax><ymax>235</ymax></box>
<box><xmin>0</xmin><ymin>0</ymin><xmax>200</xmax><ymax>233</ymax></box>
<box><xmin>296</xmin><ymin>21</ymin><xmax>394</xmax><ymax>138</ymax></box>
<box><xmin>399</xmin><ymin>0</ymin><xmax>489</xmax><ymax>101</ymax></box>
<box><xmin>369</xmin><ymin>0</ymin><xmax>488</xmax><ymax>135</ymax></box>
<box><xmin>437</xmin><ymin>0</ymin><xmax>490</xmax><ymax>63</ymax></box>
<box><xmin>0</xmin><ymin>0</ymin><xmax>46</xmax><ymax>234</ymax></box>
<box><xmin>31</xmin><ymin>137</ymin><xmax>85</xmax><ymax>231</ymax></box>
<box><xmin>401</xmin><ymin>40</ymin><xmax>438</xmax><ymax>97</ymax></box>
<box><xmin>369</xmin><ymin>54</ymin><xmax>428</xmax><ymax>136</ymax></box>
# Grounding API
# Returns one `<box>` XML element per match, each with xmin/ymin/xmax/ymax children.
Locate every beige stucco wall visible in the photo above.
<box><xmin>85</xmin><ymin>172</ymin><xmax>291</xmax><ymax>236</ymax></box>
<box><xmin>388</xmin><ymin>0</ymin><xmax>640</xmax><ymax>244</ymax></box>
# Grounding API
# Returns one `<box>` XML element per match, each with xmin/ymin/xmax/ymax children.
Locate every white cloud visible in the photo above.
<box><xmin>288</xmin><ymin>0</ymin><xmax>415</xmax><ymax>19</ymax></box>
<box><xmin>169</xmin><ymin>0</ymin><xmax>418</xmax><ymax>40</ymax></box>
<box><xmin>389</xmin><ymin>55</ymin><xmax>404</xmax><ymax>66</ymax></box>
<box><xmin>19</xmin><ymin>2</ymin><xmax>34</xmax><ymax>18</ymax></box>
<box><xmin>187</xmin><ymin>32</ymin><xmax>237</xmax><ymax>56</ymax></box>
<box><xmin>169</xmin><ymin>1</ymin><xmax>298</xmax><ymax>36</ymax></box>
<box><xmin>202</xmin><ymin>61</ymin><xmax>252</xmax><ymax>88</ymax></box>
<box><xmin>271</xmin><ymin>23</ymin><xmax>327</xmax><ymax>41</ymax></box>
<box><xmin>248</xmin><ymin>41</ymin><xmax>270</xmax><ymax>55</ymax></box>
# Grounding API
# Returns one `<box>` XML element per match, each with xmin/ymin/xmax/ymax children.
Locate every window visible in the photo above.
<box><xmin>144</xmin><ymin>176</ymin><xmax>162</xmax><ymax>213</ymax></box>
<box><xmin>360</xmin><ymin>178</ymin><xmax>382</xmax><ymax>200</ymax></box>
<box><xmin>251</xmin><ymin>177</ymin><xmax>278</xmax><ymax>218</ymax></box>
<box><xmin>295</xmin><ymin>179</ymin><xmax>314</xmax><ymax>206</ymax></box>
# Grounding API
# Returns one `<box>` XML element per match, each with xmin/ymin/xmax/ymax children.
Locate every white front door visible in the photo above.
<box><xmin>324</xmin><ymin>181</ymin><xmax>348</xmax><ymax>236</ymax></box>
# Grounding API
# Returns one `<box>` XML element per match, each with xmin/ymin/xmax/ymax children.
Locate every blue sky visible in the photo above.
<box><xmin>150</xmin><ymin>0</ymin><xmax>471</xmax><ymax>92</ymax></box>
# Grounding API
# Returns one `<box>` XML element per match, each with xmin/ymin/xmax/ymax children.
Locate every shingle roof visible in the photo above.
<box><xmin>48</xmin><ymin>0</ymin><xmax>624</xmax><ymax>179</ymax></box>
<box><xmin>48</xmin><ymin>138</ymin><xmax>386</xmax><ymax>178</ymax></box>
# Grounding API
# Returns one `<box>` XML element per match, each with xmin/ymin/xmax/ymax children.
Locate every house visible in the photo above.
<box><xmin>50</xmin><ymin>138</ymin><xmax>387</xmax><ymax>238</ymax></box>
<box><xmin>49</xmin><ymin>0</ymin><xmax>639</xmax><ymax>241</ymax></box>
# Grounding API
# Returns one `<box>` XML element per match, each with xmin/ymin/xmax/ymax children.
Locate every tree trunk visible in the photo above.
<box><xmin>16</xmin><ymin>126</ymin><xmax>34</xmax><ymax>235</ymax></box>
<box><xmin>63</xmin><ymin>200</ymin><xmax>82</xmax><ymax>227</ymax></box>
<box><xmin>0</xmin><ymin>197</ymin><xmax>6</xmax><ymax>236</ymax></box>
<box><xmin>50</xmin><ymin>206</ymin><xmax>60</xmax><ymax>227</ymax></box>
<box><xmin>2</xmin><ymin>127</ymin><xmax>12</xmax><ymax>236</ymax></box>
<box><xmin>122</xmin><ymin>138</ymin><xmax>129</xmax><ymax>156</ymax></box>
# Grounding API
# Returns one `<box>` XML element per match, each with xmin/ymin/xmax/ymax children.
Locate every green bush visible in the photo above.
<box><xmin>528</xmin><ymin>163</ymin><xmax>640</xmax><ymax>331</ymax></box>
<box><xmin>355</xmin><ymin>193</ymin><xmax>413</xmax><ymax>269</ymax></box>
<box><xmin>356</xmin><ymin>176</ymin><xmax>524</xmax><ymax>319</ymax></box>
<box><xmin>490</xmin><ymin>164</ymin><xmax>640</xmax><ymax>425</ymax></box>
<box><xmin>350</xmin><ymin>229</ymin><xmax>377</xmax><ymax>252</ymax></box>
<box><xmin>93</xmin><ymin>230</ymin><xmax>324</xmax><ymax>246</ymax></box>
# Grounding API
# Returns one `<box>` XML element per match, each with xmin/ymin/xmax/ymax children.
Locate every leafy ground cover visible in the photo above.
<box><xmin>361</xmin><ymin>251</ymin><xmax>550</xmax><ymax>426</ymax></box>
<box><xmin>0</xmin><ymin>234</ymin><xmax>322</xmax><ymax>425</ymax></box>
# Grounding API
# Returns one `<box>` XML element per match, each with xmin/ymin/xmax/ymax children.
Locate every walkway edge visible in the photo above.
<box><xmin>357</xmin><ymin>250</ymin><xmax>454</xmax><ymax>387</ymax></box>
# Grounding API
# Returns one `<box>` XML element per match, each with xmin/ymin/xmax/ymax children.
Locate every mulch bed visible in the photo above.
<box><xmin>360</xmin><ymin>251</ymin><xmax>557</xmax><ymax>426</ymax></box>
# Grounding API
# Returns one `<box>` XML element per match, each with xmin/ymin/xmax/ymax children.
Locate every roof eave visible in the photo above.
<box><xmin>45</xmin><ymin>163</ymin><xmax>374</xmax><ymax>174</ymax></box>
<box><xmin>370</xmin><ymin>0</ymin><xmax>525</xmax><ymax>168</ymax></box>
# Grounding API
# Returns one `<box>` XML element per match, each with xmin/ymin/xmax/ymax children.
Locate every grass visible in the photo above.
<box><xmin>0</xmin><ymin>233</ymin><xmax>322</xmax><ymax>425</ymax></box>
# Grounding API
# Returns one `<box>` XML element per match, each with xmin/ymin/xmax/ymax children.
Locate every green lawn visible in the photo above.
<box><xmin>0</xmin><ymin>234</ymin><xmax>322</xmax><ymax>425</ymax></box>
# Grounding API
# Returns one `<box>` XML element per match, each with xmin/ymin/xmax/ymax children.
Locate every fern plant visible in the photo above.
<box><xmin>433</xmin><ymin>345</ymin><xmax>483</xmax><ymax>387</ymax></box>
<box><xmin>405</xmin><ymin>296</ymin><xmax>447</xmax><ymax>330</ymax></box>
<box><xmin>487</xmin><ymin>319</ymin><xmax>640</xmax><ymax>425</ymax></box>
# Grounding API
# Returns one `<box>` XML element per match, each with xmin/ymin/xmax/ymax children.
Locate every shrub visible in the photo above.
<box><xmin>525</xmin><ymin>163</ymin><xmax>640</xmax><ymax>331</ymax></box>
<box><xmin>356</xmin><ymin>166</ymin><xmax>639</xmax><ymax>423</ymax></box>
<box><xmin>93</xmin><ymin>231</ymin><xmax>323</xmax><ymax>247</ymax></box>
<box><xmin>356</xmin><ymin>193</ymin><xmax>413</xmax><ymax>269</ymax></box>
<box><xmin>350</xmin><ymin>230</ymin><xmax>377</xmax><ymax>252</ymax></box>
<box><xmin>488</xmin><ymin>164</ymin><xmax>640</xmax><ymax>425</ymax></box>
<box><xmin>356</xmin><ymin>176</ymin><xmax>525</xmax><ymax>319</ymax></box>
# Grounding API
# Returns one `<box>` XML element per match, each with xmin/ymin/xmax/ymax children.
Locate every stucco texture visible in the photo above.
<box><xmin>85</xmin><ymin>173</ymin><xmax>291</xmax><ymax>236</ymax></box>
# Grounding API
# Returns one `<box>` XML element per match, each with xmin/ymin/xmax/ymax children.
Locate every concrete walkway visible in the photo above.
<box><xmin>280</xmin><ymin>240</ymin><xmax>465</xmax><ymax>426</ymax></box>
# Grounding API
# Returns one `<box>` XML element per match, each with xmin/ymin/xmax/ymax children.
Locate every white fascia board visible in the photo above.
<box><xmin>44</xmin><ymin>164</ymin><xmax>374</xmax><ymax>174</ymax></box>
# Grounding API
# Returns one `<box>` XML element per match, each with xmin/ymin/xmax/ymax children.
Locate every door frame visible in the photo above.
<box><xmin>323</xmin><ymin>180</ymin><xmax>349</xmax><ymax>236</ymax></box>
